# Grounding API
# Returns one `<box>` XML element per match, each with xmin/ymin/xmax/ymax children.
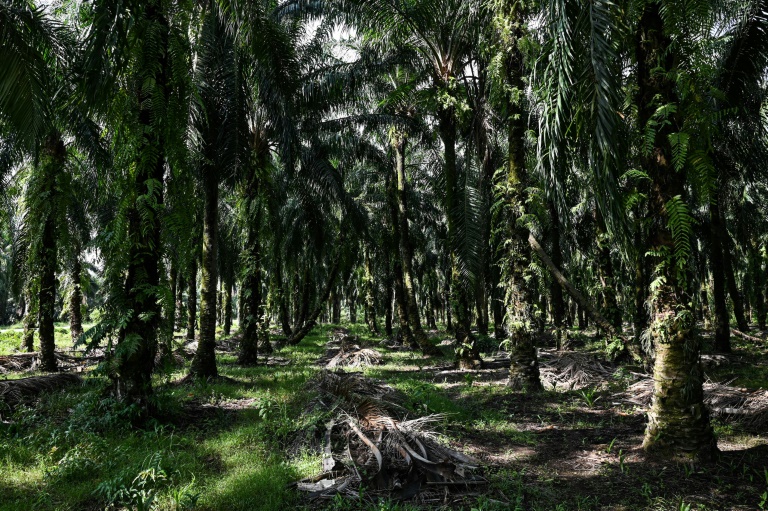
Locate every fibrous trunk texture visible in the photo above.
<box><xmin>191</xmin><ymin>174</ymin><xmax>219</xmax><ymax>378</ymax></box>
<box><xmin>503</xmin><ymin>26</ymin><xmax>539</xmax><ymax>389</ymax></box>
<box><xmin>386</xmin><ymin>170</ymin><xmax>415</xmax><ymax>348</ymax></box>
<box><xmin>437</xmin><ymin>106</ymin><xmax>478</xmax><ymax>368</ymax></box>
<box><xmin>239</xmin><ymin>135</ymin><xmax>267</xmax><ymax>365</ymax></box>
<box><xmin>22</xmin><ymin>289</ymin><xmax>36</xmax><ymax>353</ymax></box>
<box><xmin>636</xmin><ymin>2</ymin><xmax>716</xmax><ymax>459</ymax></box>
<box><xmin>239</xmin><ymin>240</ymin><xmax>262</xmax><ymax>365</ymax></box>
<box><xmin>393</xmin><ymin>132</ymin><xmax>438</xmax><ymax>355</ymax></box>
<box><xmin>38</xmin><ymin>133</ymin><xmax>66</xmax><ymax>372</ymax></box>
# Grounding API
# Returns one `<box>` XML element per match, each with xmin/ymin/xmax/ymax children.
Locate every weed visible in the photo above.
<box><xmin>578</xmin><ymin>388</ymin><xmax>600</xmax><ymax>408</ymax></box>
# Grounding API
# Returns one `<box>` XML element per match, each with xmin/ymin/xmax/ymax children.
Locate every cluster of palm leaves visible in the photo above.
<box><xmin>1</xmin><ymin>0</ymin><xmax>767</xmax><ymax>458</ymax></box>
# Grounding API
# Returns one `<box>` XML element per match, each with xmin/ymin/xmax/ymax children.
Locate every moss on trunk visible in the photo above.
<box><xmin>636</xmin><ymin>1</ymin><xmax>716</xmax><ymax>459</ymax></box>
<box><xmin>191</xmin><ymin>174</ymin><xmax>219</xmax><ymax>378</ymax></box>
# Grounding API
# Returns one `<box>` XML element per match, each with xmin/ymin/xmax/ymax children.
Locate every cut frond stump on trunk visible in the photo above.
<box><xmin>291</xmin><ymin>370</ymin><xmax>485</xmax><ymax>503</ymax></box>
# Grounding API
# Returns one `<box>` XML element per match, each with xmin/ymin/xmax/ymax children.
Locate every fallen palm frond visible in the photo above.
<box><xmin>292</xmin><ymin>370</ymin><xmax>484</xmax><ymax>503</ymax></box>
<box><xmin>0</xmin><ymin>353</ymin><xmax>39</xmax><ymax>373</ymax></box>
<box><xmin>620</xmin><ymin>377</ymin><xmax>768</xmax><ymax>429</ymax></box>
<box><xmin>0</xmin><ymin>373</ymin><xmax>82</xmax><ymax>408</ymax></box>
<box><xmin>324</xmin><ymin>347</ymin><xmax>383</xmax><ymax>369</ymax></box>
<box><xmin>732</xmin><ymin>329</ymin><xmax>766</xmax><ymax>344</ymax></box>
<box><xmin>539</xmin><ymin>351</ymin><xmax>614</xmax><ymax>391</ymax></box>
<box><xmin>319</xmin><ymin>330</ymin><xmax>384</xmax><ymax>369</ymax></box>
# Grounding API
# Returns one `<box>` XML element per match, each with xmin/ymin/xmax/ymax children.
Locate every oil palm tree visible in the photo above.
<box><xmin>79</xmin><ymin>0</ymin><xmax>193</xmax><ymax>405</ymax></box>
<box><xmin>330</xmin><ymin>0</ymin><xmax>487</xmax><ymax>366</ymax></box>
<box><xmin>536</xmin><ymin>0</ymin><xmax>768</xmax><ymax>458</ymax></box>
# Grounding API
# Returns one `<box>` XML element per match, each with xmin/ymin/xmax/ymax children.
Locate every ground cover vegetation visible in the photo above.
<box><xmin>0</xmin><ymin>0</ymin><xmax>767</xmax><ymax>509</ymax></box>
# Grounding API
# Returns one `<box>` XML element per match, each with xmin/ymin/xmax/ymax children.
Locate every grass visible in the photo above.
<box><xmin>1</xmin><ymin>321</ymin><xmax>767</xmax><ymax>510</ymax></box>
<box><xmin>0</xmin><ymin>321</ymin><xmax>92</xmax><ymax>355</ymax></box>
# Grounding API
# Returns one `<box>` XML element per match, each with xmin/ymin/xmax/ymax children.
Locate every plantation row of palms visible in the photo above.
<box><xmin>1</xmin><ymin>0</ymin><xmax>767</xmax><ymax>463</ymax></box>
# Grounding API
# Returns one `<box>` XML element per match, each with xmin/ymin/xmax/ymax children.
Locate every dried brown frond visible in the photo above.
<box><xmin>539</xmin><ymin>351</ymin><xmax>614</xmax><ymax>391</ymax></box>
<box><xmin>292</xmin><ymin>370</ymin><xmax>484</xmax><ymax>503</ymax></box>
<box><xmin>0</xmin><ymin>373</ymin><xmax>82</xmax><ymax>408</ymax></box>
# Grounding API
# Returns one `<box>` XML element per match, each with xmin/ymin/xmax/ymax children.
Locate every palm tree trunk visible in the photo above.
<box><xmin>393</xmin><ymin>132</ymin><xmax>439</xmax><ymax>355</ymax></box>
<box><xmin>384</xmin><ymin>275</ymin><xmax>393</xmax><ymax>337</ymax></box>
<box><xmin>753</xmin><ymin>248</ymin><xmax>767</xmax><ymax>331</ymax></box>
<box><xmin>426</xmin><ymin>295</ymin><xmax>436</xmax><ymax>329</ymax></box>
<box><xmin>115</xmin><ymin>5</ymin><xmax>171</xmax><ymax>405</ymax></box>
<box><xmin>274</xmin><ymin>259</ymin><xmax>292</xmax><ymax>336</ymax></box>
<box><xmin>297</xmin><ymin>267</ymin><xmax>311</xmax><ymax>328</ymax></box>
<box><xmin>548</xmin><ymin>201</ymin><xmax>565</xmax><ymax>346</ymax></box>
<box><xmin>718</xmin><ymin>205</ymin><xmax>749</xmax><ymax>333</ymax></box>
<box><xmin>217</xmin><ymin>285</ymin><xmax>223</xmax><ymax>327</ymax></box>
<box><xmin>348</xmin><ymin>290</ymin><xmax>357</xmax><ymax>323</ymax></box>
<box><xmin>37</xmin><ymin>133</ymin><xmax>65</xmax><ymax>372</ymax></box>
<box><xmin>191</xmin><ymin>174</ymin><xmax>219</xmax><ymax>378</ymax></box>
<box><xmin>393</xmin><ymin>255</ymin><xmax>414</xmax><ymax>347</ymax></box>
<box><xmin>22</xmin><ymin>287</ymin><xmax>36</xmax><ymax>353</ymax></box>
<box><xmin>633</xmin><ymin>237</ymin><xmax>649</xmax><ymax>347</ymax></box>
<box><xmin>238</xmin><ymin>245</ymin><xmax>261</xmax><ymax>365</ymax></box>
<box><xmin>708</xmin><ymin>202</ymin><xmax>731</xmax><ymax>352</ymax></box>
<box><xmin>287</xmin><ymin>258</ymin><xmax>342</xmax><ymax>345</ymax></box>
<box><xmin>238</xmin><ymin>167</ymin><xmax>262</xmax><ymax>365</ymax></box>
<box><xmin>596</xmin><ymin>211</ymin><xmax>622</xmax><ymax>332</ymax></box>
<box><xmin>331</xmin><ymin>286</ymin><xmax>341</xmax><ymax>324</ymax></box>
<box><xmin>636</xmin><ymin>2</ymin><xmax>715</xmax><ymax>458</ymax></box>
<box><xmin>386</xmin><ymin>168</ymin><xmax>415</xmax><ymax>348</ymax></box>
<box><xmin>436</xmin><ymin>108</ymin><xmax>478</xmax><ymax>367</ymax></box>
<box><xmin>503</xmin><ymin>34</ymin><xmax>540</xmax><ymax>389</ymax></box>
<box><xmin>176</xmin><ymin>274</ymin><xmax>186</xmax><ymax>332</ymax></box>
<box><xmin>187</xmin><ymin>258</ymin><xmax>197</xmax><ymax>343</ymax></box>
<box><xmin>169</xmin><ymin>263</ymin><xmax>178</xmax><ymax>338</ymax></box>
<box><xmin>223</xmin><ymin>280</ymin><xmax>233</xmax><ymax>336</ymax></box>
<box><xmin>69</xmin><ymin>256</ymin><xmax>84</xmax><ymax>344</ymax></box>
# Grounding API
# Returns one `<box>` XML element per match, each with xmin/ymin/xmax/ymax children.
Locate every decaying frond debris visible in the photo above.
<box><xmin>539</xmin><ymin>351</ymin><xmax>614</xmax><ymax>391</ymax></box>
<box><xmin>324</xmin><ymin>347</ymin><xmax>383</xmax><ymax>369</ymax></box>
<box><xmin>292</xmin><ymin>370</ymin><xmax>485</xmax><ymax>503</ymax></box>
<box><xmin>318</xmin><ymin>329</ymin><xmax>384</xmax><ymax>369</ymax></box>
<box><xmin>0</xmin><ymin>351</ymin><xmax>105</xmax><ymax>374</ymax></box>
<box><xmin>0</xmin><ymin>353</ymin><xmax>39</xmax><ymax>373</ymax></box>
<box><xmin>0</xmin><ymin>373</ymin><xmax>82</xmax><ymax>409</ymax></box>
<box><xmin>622</xmin><ymin>377</ymin><xmax>768</xmax><ymax>429</ymax></box>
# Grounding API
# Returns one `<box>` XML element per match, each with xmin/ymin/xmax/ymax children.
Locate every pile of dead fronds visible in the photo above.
<box><xmin>539</xmin><ymin>351</ymin><xmax>615</xmax><ymax>391</ymax></box>
<box><xmin>621</xmin><ymin>377</ymin><xmax>768</xmax><ymax>429</ymax></box>
<box><xmin>0</xmin><ymin>373</ymin><xmax>82</xmax><ymax>409</ymax></box>
<box><xmin>324</xmin><ymin>346</ymin><xmax>383</xmax><ymax>369</ymax></box>
<box><xmin>1</xmin><ymin>351</ymin><xmax>105</xmax><ymax>374</ymax></box>
<box><xmin>292</xmin><ymin>370</ymin><xmax>485</xmax><ymax>504</ymax></box>
<box><xmin>318</xmin><ymin>330</ymin><xmax>384</xmax><ymax>369</ymax></box>
<box><xmin>0</xmin><ymin>353</ymin><xmax>39</xmax><ymax>373</ymax></box>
